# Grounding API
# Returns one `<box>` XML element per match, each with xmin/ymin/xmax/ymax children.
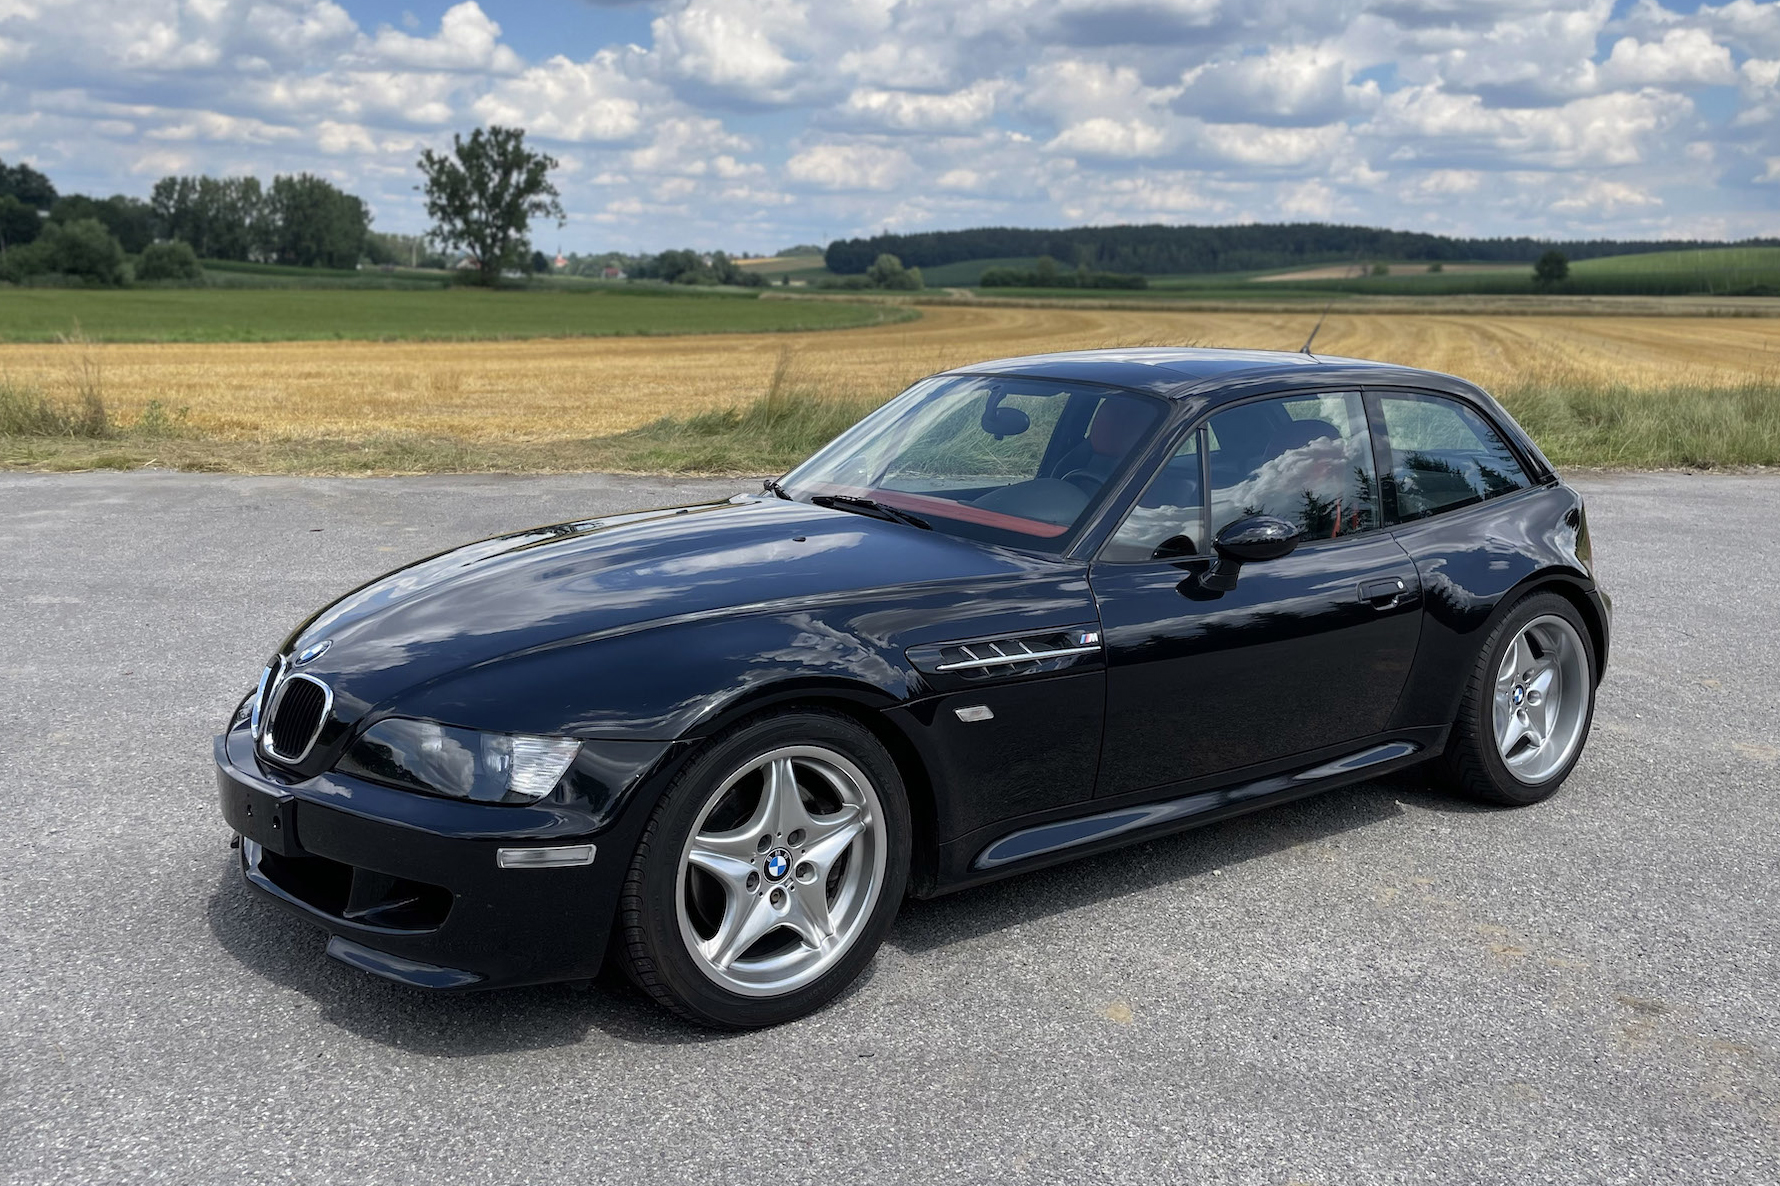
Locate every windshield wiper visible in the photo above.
<box><xmin>809</xmin><ymin>494</ymin><xmax>932</xmax><ymax>530</ymax></box>
<box><xmin>762</xmin><ymin>478</ymin><xmax>792</xmax><ymax>500</ymax></box>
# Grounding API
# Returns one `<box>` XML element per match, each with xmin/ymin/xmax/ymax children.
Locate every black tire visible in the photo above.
<box><xmin>617</xmin><ymin>709</ymin><xmax>911</xmax><ymax>1029</ymax></box>
<box><xmin>1437</xmin><ymin>590</ymin><xmax>1598</xmax><ymax>806</ymax></box>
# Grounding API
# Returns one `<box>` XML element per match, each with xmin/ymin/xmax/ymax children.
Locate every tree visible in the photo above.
<box><xmin>531</xmin><ymin>249</ymin><xmax>550</xmax><ymax>274</ymax></box>
<box><xmin>0</xmin><ymin>218</ymin><xmax>124</xmax><ymax>285</ymax></box>
<box><xmin>50</xmin><ymin>194</ymin><xmax>155</xmax><ymax>253</ymax></box>
<box><xmin>0</xmin><ymin>195</ymin><xmax>43</xmax><ymax>253</ymax></box>
<box><xmin>265</xmin><ymin>173</ymin><xmax>368</xmax><ymax>267</ymax></box>
<box><xmin>631</xmin><ymin>248</ymin><xmax>763</xmax><ymax>286</ymax></box>
<box><xmin>150</xmin><ymin>175</ymin><xmax>267</xmax><ymax>260</ymax></box>
<box><xmin>416</xmin><ymin>126</ymin><xmax>563</xmax><ymax>286</ymax></box>
<box><xmin>135</xmin><ymin>240</ymin><xmax>203</xmax><ymax>282</ymax></box>
<box><xmin>865</xmin><ymin>252</ymin><xmax>922</xmax><ymax>290</ymax></box>
<box><xmin>0</xmin><ymin>157</ymin><xmax>57</xmax><ymax>210</ymax></box>
<box><xmin>1534</xmin><ymin>249</ymin><xmax>1569</xmax><ymax>286</ymax></box>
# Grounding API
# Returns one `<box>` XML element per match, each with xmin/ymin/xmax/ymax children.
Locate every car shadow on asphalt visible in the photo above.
<box><xmin>205</xmin><ymin>777</ymin><xmax>1484</xmax><ymax>1055</ymax></box>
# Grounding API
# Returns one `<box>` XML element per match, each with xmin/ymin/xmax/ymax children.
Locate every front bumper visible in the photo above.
<box><xmin>215</xmin><ymin>726</ymin><xmax>671</xmax><ymax>990</ymax></box>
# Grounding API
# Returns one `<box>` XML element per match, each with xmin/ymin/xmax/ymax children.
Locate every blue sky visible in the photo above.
<box><xmin>1</xmin><ymin>0</ymin><xmax>1776</xmax><ymax>254</ymax></box>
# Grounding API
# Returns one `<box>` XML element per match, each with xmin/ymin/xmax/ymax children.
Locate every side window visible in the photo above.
<box><xmin>1375</xmin><ymin>393</ymin><xmax>1530</xmax><ymax>521</ymax></box>
<box><xmin>1207</xmin><ymin>391</ymin><xmax>1379</xmax><ymax>541</ymax></box>
<box><xmin>1102</xmin><ymin>430</ymin><xmax>1202</xmax><ymax>561</ymax></box>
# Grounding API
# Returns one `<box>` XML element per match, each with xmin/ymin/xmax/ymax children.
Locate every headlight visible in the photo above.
<box><xmin>336</xmin><ymin>717</ymin><xmax>582</xmax><ymax>804</ymax></box>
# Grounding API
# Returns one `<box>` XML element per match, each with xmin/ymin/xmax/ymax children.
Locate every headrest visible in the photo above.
<box><xmin>1273</xmin><ymin>418</ymin><xmax>1341</xmax><ymax>451</ymax></box>
<box><xmin>1089</xmin><ymin>399</ymin><xmax>1153</xmax><ymax>457</ymax></box>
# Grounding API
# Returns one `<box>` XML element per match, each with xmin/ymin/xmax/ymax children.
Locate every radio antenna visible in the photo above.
<box><xmin>1300</xmin><ymin>297</ymin><xmax>1334</xmax><ymax>355</ymax></box>
<box><xmin>1300</xmin><ymin>247</ymin><xmax>1364</xmax><ymax>356</ymax></box>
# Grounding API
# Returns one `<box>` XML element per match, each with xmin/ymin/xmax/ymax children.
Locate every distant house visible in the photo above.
<box><xmin>601</xmin><ymin>265</ymin><xmax>626</xmax><ymax>280</ymax></box>
<box><xmin>452</xmin><ymin>255</ymin><xmax>479</xmax><ymax>270</ymax></box>
<box><xmin>554</xmin><ymin>253</ymin><xmax>567</xmax><ymax>270</ymax></box>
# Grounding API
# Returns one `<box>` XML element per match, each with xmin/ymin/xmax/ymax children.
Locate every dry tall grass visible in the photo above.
<box><xmin>2</xmin><ymin>305</ymin><xmax>1776</xmax><ymax>472</ymax></box>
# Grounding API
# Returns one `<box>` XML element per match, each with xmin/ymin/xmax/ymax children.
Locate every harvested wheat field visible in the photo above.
<box><xmin>3</xmin><ymin>304</ymin><xmax>1778</xmax><ymax>472</ymax></box>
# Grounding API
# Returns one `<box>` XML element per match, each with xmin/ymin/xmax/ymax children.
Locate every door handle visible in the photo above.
<box><xmin>1358</xmin><ymin>576</ymin><xmax>1408</xmax><ymax>609</ymax></box>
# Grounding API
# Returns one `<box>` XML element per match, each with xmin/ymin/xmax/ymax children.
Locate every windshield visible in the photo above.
<box><xmin>780</xmin><ymin>374</ymin><xmax>1164</xmax><ymax>553</ymax></box>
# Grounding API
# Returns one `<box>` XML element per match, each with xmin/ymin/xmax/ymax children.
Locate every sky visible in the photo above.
<box><xmin>1</xmin><ymin>0</ymin><xmax>1777</xmax><ymax>254</ymax></box>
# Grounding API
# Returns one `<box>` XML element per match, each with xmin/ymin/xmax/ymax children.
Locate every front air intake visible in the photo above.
<box><xmin>263</xmin><ymin>674</ymin><xmax>331</xmax><ymax>763</ymax></box>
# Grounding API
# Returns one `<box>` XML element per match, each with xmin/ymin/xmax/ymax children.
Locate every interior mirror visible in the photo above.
<box><xmin>979</xmin><ymin>385</ymin><xmax>1029</xmax><ymax>440</ymax></box>
<box><xmin>1198</xmin><ymin>515</ymin><xmax>1299</xmax><ymax>592</ymax></box>
<box><xmin>981</xmin><ymin>406</ymin><xmax>1030</xmax><ymax>439</ymax></box>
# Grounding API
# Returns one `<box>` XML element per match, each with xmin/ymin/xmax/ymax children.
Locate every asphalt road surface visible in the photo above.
<box><xmin>3</xmin><ymin>470</ymin><xmax>1777</xmax><ymax>1186</ymax></box>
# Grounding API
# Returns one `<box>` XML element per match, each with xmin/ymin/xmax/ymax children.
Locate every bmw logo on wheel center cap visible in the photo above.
<box><xmin>764</xmin><ymin>848</ymin><xmax>791</xmax><ymax>881</ymax></box>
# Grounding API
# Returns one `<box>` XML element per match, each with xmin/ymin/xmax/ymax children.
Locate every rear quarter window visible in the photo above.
<box><xmin>1375</xmin><ymin>393</ymin><xmax>1531</xmax><ymax>522</ymax></box>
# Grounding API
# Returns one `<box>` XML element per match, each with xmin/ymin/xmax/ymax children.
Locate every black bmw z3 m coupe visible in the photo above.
<box><xmin>218</xmin><ymin>347</ymin><xmax>1609</xmax><ymax>1027</ymax></box>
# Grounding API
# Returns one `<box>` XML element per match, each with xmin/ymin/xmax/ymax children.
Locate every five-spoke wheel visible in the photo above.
<box><xmin>619</xmin><ymin>711</ymin><xmax>910</xmax><ymax>1028</ymax></box>
<box><xmin>677</xmin><ymin>746</ymin><xmax>886</xmax><ymax>997</ymax></box>
<box><xmin>1440</xmin><ymin>591</ymin><xmax>1598</xmax><ymax>806</ymax></box>
<box><xmin>1492</xmin><ymin>614</ymin><xmax>1590</xmax><ymax>784</ymax></box>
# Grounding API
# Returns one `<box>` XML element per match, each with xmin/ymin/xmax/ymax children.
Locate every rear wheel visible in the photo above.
<box><xmin>618</xmin><ymin>710</ymin><xmax>910</xmax><ymax>1028</ymax></box>
<box><xmin>1438</xmin><ymin>592</ymin><xmax>1597</xmax><ymax>806</ymax></box>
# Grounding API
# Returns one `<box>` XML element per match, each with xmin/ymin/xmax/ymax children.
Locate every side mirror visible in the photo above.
<box><xmin>1199</xmin><ymin>515</ymin><xmax>1299</xmax><ymax>592</ymax></box>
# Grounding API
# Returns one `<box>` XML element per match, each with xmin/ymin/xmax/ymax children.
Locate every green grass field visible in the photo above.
<box><xmin>0</xmin><ymin>287</ymin><xmax>915</xmax><ymax>343</ymax></box>
<box><xmin>736</xmin><ymin>255</ymin><xmax>833</xmax><ymax>284</ymax></box>
<box><xmin>919</xmin><ymin>257</ymin><xmax>1044</xmax><ymax>286</ymax></box>
<box><xmin>195</xmin><ymin>259</ymin><xmax>451</xmax><ymax>289</ymax></box>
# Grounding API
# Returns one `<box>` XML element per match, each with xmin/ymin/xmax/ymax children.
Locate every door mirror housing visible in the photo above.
<box><xmin>1200</xmin><ymin>515</ymin><xmax>1300</xmax><ymax>592</ymax></box>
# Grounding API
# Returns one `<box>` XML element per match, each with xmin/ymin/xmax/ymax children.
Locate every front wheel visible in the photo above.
<box><xmin>618</xmin><ymin>710</ymin><xmax>910</xmax><ymax>1028</ymax></box>
<box><xmin>1438</xmin><ymin>591</ymin><xmax>1598</xmax><ymax>806</ymax></box>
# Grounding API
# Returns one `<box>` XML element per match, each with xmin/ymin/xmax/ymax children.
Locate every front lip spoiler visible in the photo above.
<box><xmin>324</xmin><ymin>934</ymin><xmax>483</xmax><ymax>989</ymax></box>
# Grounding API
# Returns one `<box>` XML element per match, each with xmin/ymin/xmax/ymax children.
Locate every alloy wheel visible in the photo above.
<box><xmin>675</xmin><ymin>744</ymin><xmax>887</xmax><ymax>997</ymax></box>
<box><xmin>1493</xmin><ymin>613</ymin><xmax>1590</xmax><ymax>784</ymax></box>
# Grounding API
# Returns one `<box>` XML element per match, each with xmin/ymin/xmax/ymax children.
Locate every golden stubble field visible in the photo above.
<box><xmin>3</xmin><ymin>304</ymin><xmax>1778</xmax><ymax>447</ymax></box>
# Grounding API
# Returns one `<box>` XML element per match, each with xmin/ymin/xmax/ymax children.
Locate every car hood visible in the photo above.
<box><xmin>279</xmin><ymin>496</ymin><xmax>1055</xmax><ymax>716</ymax></box>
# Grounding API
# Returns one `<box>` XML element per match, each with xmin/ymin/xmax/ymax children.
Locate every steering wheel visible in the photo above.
<box><xmin>1062</xmin><ymin>470</ymin><xmax>1104</xmax><ymax>498</ymax></box>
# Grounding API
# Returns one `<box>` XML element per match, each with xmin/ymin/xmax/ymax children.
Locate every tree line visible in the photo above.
<box><xmin>1</xmin><ymin>155</ymin><xmax>389</xmax><ymax>284</ymax></box>
<box><xmin>825</xmin><ymin>223</ymin><xmax>1780</xmax><ymax>276</ymax></box>
<box><xmin>149</xmin><ymin>174</ymin><xmax>369</xmax><ymax>268</ymax></box>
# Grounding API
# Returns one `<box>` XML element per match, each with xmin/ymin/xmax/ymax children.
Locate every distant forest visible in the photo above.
<box><xmin>824</xmin><ymin>223</ymin><xmax>1777</xmax><ymax>276</ymax></box>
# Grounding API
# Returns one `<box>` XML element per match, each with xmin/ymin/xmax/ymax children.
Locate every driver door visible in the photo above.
<box><xmin>1088</xmin><ymin>391</ymin><xmax>1423</xmax><ymax>796</ymax></box>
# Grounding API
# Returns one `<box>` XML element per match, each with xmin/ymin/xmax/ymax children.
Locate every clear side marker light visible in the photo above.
<box><xmin>955</xmin><ymin>705</ymin><xmax>995</xmax><ymax>723</ymax></box>
<box><xmin>496</xmin><ymin>844</ymin><xmax>596</xmax><ymax>869</ymax></box>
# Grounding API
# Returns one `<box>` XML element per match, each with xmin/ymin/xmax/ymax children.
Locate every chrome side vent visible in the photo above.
<box><xmin>261</xmin><ymin>672</ymin><xmax>332</xmax><ymax>764</ymax></box>
<box><xmin>913</xmin><ymin>626</ymin><xmax>1103</xmax><ymax>681</ymax></box>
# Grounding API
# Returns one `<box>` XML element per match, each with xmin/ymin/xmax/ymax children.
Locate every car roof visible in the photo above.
<box><xmin>946</xmin><ymin>346</ymin><xmax>1475</xmax><ymax>401</ymax></box>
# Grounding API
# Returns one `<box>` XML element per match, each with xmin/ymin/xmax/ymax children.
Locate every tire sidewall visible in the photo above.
<box><xmin>1472</xmin><ymin>593</ymin><xmax>1598</xmax><ymax>804</ymax></box>
<box><xmin>626</xmin><ymin>710</ymin><xmax>911</xmax><ymax>1028</ymax></box>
